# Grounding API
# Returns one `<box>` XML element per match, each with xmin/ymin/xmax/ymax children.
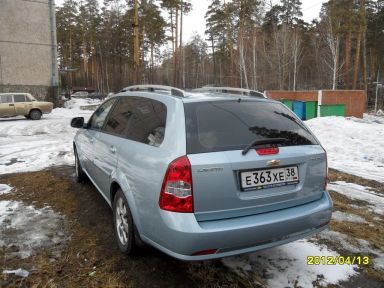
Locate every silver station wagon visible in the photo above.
<box><xmin>71</xmin><ymin>85</ymin><xmax>332</xmax><ymax>261</ymax></box>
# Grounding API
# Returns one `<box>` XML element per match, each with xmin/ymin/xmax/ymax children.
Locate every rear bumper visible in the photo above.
<box><xmin>143</xmin><ymin>190</ymin><xmax>333</xmax><ymax>261</ymax></box>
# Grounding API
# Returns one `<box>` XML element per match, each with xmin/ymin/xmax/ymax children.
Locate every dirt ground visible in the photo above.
<box><xmin>0</xmin><ymin>167</ymin><xmax>383</xmax><ymax>288</ymax></box>
<box><xmin>0</xmin><ymin>166</ymin><xmax>249</xmax><ymax>288</ymax></box>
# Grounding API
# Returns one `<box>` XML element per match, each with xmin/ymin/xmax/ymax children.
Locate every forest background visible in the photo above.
<box><xmin>56</xmin><ymin>0</ymin><xmax>384</xmax><ymax>107</ymax></box>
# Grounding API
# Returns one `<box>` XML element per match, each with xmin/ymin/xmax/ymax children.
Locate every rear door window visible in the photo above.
<box><xmin>103</xmin><ymin>97</ymin><xmax>136</xmax><ymax>137</ymax></box>
<box><xmin>104</xmin><ymin>97</ymin><xmax>167</xmax><ymax>147</ymax></box>
<box><xmin>14</xmin><ymin>95</ymin><xmax>26</xmax><ymax>102</ymax></box>
<box><xmin>184</xmin><ymin>100</ymin><xmax>318</xmax><ymax>154</ymax></box>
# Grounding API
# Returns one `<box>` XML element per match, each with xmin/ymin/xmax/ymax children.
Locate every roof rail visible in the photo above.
<box><xmin>120</xmin><ymin>85</ymin><xmax>185</xmax><ymax>97</ymax></box>
<box><xmin>193</xmin><ymin>86</ymin><xmax>266</xmax><ymax>98</ymax></box>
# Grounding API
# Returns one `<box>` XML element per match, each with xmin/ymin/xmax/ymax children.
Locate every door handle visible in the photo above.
<box><xmin>109</xmin><ymin>146</ymin><xmax>116</xmax><ymax>154</ymax></box>
<box><xmin>90</xmin><ymin>138</ymin><xmax>95</xmax><ymax>143</ymax></box>
<box><xmin>9</xmin><ymin>104</ymin><xmax>14</xmax><ymax>106</ymax></box>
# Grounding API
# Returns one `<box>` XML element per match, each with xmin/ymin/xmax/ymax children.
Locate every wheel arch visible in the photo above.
<box><xmin>110</xmin><ymin>177</ymin><xmax>143</xmax><ymax>237</ymax></box>
<box><xmin>110</xmin><ymin>181</ymin><xmax>121</xmax><ymax>204</ymax></box>
<box><xmin>29</xmin><ymin>107</ymin><xmax>42</xmax><ymax>115</ymax></box>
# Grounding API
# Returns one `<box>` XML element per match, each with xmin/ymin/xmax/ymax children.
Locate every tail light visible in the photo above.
<box><xmin>256</xmin><ymin>147</ymin><xmax>279</xmax><ymax>155</ymax></box>
<box><xmin>322</xmin><ymin>146</ymin><xmax>328</xmax><ymax>190</ymax></box>
<box><xmin>159</xmin><ymin>156</ymin><xmax>193</xmax><ymax>213</ymax></box>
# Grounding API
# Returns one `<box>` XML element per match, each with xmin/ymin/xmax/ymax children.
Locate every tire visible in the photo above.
<box><xmin>74</xmin><ymin>147</ymin><xmax>87</xmax><ymax>183</ymax></box>
<box><xmin>29</xmin><ymin>109</ymin><xmax>42</xmax><ymax>120</ymax></box>
<box><xmin>24</xmin><ymin>115</ymin><xmax>30</xmax><ymax>119</ymax></box>
<box><xmin>113</xmin><ymin>189</ymin><xmax>136</xmax><ymax>255</ymax></box>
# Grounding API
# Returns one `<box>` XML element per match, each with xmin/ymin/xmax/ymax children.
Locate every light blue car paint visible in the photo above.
<box><xmin>73</xmin><ymin>89</ymin><xmax>333</xmax><ymax>260</ymax></box>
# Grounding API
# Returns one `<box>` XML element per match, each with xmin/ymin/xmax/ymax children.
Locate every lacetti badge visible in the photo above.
<box><xmin>267</xmin><ymin>160</ymin><xmax>280</xmax><ymax>167</ymax></box>
<box><xmin>197</xmin><ymin>168</ymin><xmax>223</xmax><ymax>173</ymax></box>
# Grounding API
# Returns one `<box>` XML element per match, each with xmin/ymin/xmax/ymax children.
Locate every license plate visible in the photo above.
<box><xmin>240</xmin><ymin>166</ymin><xmax>299</xmax><ymax>191</ymax></box>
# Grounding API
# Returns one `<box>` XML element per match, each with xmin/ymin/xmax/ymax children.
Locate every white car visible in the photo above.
<box><xmin>71</xmin><ymin>91</ymin><xmax>89</xmax><ymax>98</ymax></box>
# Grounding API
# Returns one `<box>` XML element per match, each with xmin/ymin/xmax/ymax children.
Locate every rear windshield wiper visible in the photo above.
<box><xmin>242</xmin><ymin>138</ymin><xmax>288</xmax><ymax>155</ymax></box>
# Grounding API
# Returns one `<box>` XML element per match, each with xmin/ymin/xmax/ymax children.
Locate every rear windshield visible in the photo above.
<box><xmin>184</xmin><ymin>100</ymin><xmax>318</xmax><ymax>154</ymax></box>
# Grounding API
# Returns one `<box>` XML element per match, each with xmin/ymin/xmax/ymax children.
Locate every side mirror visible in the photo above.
<box><xmin>71</xmin><ymin>117</ymin><xmax>85</xmax><ymax>128</ymax></box>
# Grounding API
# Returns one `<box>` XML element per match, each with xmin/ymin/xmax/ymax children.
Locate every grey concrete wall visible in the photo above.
<box><xmin>0</xmin><ymin>0</ymin><xmax>54</xmax><ymax>101</ymax></box>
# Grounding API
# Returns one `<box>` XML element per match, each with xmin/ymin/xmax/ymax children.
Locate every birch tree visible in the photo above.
<box><xmin>323</xmin><ymin>15</ymin><xmax>342</xmax><ymax>90</ymax></box>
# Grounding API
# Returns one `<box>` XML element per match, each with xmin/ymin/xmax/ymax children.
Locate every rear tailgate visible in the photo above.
<box><xmin>184</xmin><ymin>99</ymin><xmax>326</xmax><ymax>221</ymax></box>
<box><xmin>189</xmin><ymin>146</ymin><xmax>326</xmax><ymax>221</ymax></box>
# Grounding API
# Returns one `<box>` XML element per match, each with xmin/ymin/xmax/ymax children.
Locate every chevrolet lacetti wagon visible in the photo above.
<box><xmin>71</xmin><ymin>85</ymin><xmax>332</xmax><ymax>261</ymax></box>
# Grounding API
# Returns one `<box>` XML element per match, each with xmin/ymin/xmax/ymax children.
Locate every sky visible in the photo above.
<box><xmin>55</xmin><ymin>0</ymin><xmax>327</xmax><ymax>42</ymax></box>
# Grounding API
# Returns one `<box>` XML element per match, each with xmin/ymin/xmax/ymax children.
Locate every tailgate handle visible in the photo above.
<box><xmin>9</xmin><ymin>104</ymin><xmax>14</xmax><ymax>106</ymax></box>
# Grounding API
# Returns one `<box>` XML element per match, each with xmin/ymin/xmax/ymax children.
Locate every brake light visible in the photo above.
<box><xmin>256</xmin><ymin>147</ymin><xmax>279</xmax><ymax>155</ymax></box>
<box><xmin>159</xmin><ymin>156</ymin><xmax>193</xmax><ymax>213</ymax></box>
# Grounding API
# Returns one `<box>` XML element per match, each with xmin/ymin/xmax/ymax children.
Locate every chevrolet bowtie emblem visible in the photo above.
<box><xmin>267</xmin><ymin>159</ymin><xmax>280</xmax><ymax>167</ymax></box>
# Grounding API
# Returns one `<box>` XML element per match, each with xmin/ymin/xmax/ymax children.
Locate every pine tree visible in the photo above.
<box><xmin>141</xmin><ymin>1</ymin><xmax>167</xmax><ymax>83</ymax></box>
<box><xmin>56</xmin><ymin>0</ymin><xmax>81</xmax><ymax>91</ymax></box>
<box><xmin>279</xmin><ymin>0</ymin><xmax>303</xmax><ymax>27</ymax></box>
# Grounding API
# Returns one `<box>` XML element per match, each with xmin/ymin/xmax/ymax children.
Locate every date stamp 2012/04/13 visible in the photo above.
<box><xmin>307</xmin><ymin>256</ymin><xmax>370</xmax><ymax>265</ymax></box>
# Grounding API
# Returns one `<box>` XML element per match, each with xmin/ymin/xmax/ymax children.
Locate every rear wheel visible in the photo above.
<box><xmin>29</xmin><ymin>109</ymin><xmax>42</xmax><ymax>120</ymax></box>
<box><xmin>74</xmin><ymin>148</ymin><xmax>86</xmax><ymax>183</ymax></box>
<box><xmin>113</xmin><ymin>189</ymin><xmax>136</xmax><ymax>255</ymax></box>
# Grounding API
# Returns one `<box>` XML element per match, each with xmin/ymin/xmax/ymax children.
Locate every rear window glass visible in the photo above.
<box><xmin>14</xmin><ymin>95</ymin><xmax>26</xmax><ymax>102</ymax></box>
<box><xmin>184</xmin><ymin>100</ymin><xmax>318</xmax><ymax>154</ymax></box>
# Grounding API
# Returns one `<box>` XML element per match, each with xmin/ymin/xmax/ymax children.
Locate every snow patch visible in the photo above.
<box><xmin>318</xmin><ymin>230</ymin><xmax>384</xmax><ymax>271</ymax></box>
<box><xmin>222</xmin><ymin>239</ymin><xmax>357</xmax><ymax>288</ymax></box>
<box><xmin>306</xmin><ymin>115</ymin><xmax>384</xmax><ymax>183</ymax></box>
<box><xmin>328</xmin><ymin>181</ymin><xmax>384</xmax><ymax>215</ymax></box>
<box><xmin>0</xmin><ymin>200</ymin><xmax>68</xmax><ymax>259</ymax></box>
<box><xmin>332</xmin><ymin>211</ymin><xmax>367</xmax><ymax>224</ymax></box>
<box><xmin>63</xmin><ymin>98</ymin><xmax>101</xmax><ymax>110</ymax></box>
<box><xmin>0</xmin><ymin>184</ymin><xmax>12</xmax><ymax>195</ymax></box>
<box><xmin>3</xmin><ymin>268</ymin><xmax>29</xmax><ymax>278</ymax></box>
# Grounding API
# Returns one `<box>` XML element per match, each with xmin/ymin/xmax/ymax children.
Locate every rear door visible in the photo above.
<box><xmin>184</xmin><ymin>100</ymin><xmax>327</xmax><ymax>221</ymax></box>
<box><xmin>13</xmin><ymin>94</ymin><xmax>29</xmax><ymax>116</ymax></box>
<box><xmin>96</xmin><ymin>96</ymin><xmax>167</xmax><ymax>201</ymax></box>
<box><xmin>0</xmin><ymin>95</ymin><xmax>16</xmax><ymax>117</ymax></box>
<box><xmin>91</xmin><ymin>97</ymin><xmax>135</xmax><ymax>198</ymax></box>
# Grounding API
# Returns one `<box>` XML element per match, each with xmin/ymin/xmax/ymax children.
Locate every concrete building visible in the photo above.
<box><xmin>0</xmin><ymin>0</ymin><xmax>58</xmax><ymax>101</ymax></box>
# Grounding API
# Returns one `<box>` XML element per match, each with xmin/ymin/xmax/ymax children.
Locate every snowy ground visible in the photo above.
<box><xmin>0</xmin><ymin>99</ymin><xmax>93</xmax><ymax>278</ymax></box>
<box><xmin>306</xmin><ymin>116</ymin><xmax>384</xmax><ymax>183</ymax></box>
<box><xmin>0</xmin><ymin>103</ymin><xmax>383</xmax><ymax>286</ymax></box>
<box><xmin>328</xmin><ymin>181</ymin><xmax>384</xmax><ymax>215</ymax></box>
<box><xmin>0</xmin><ymin>200</ymin><xmax>68</xmax><ymax>259</ymax></box>
<box><xmin>0</xmin><ymin>98</ymin><xmax>98</xmax><ymax>175</ymax></box>
<box><xmin>222</xmin><ymin>239</ymin><xmax>357</xmax><ymax>287</ymax></box>
<box><xmin>0</xmin><ymin>184</ymin><xmax>12</xmax><ymax>195</ymax></box>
